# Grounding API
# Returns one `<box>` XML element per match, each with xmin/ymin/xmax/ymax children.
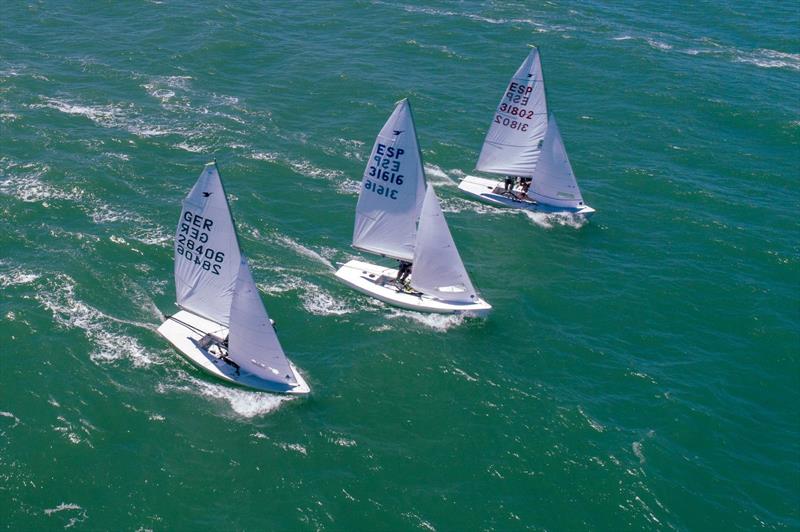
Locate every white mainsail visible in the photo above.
<box><xmin>174</xmin><ymin>162</ymin><xmax>242</xmax><ymax>326</ymax></box>
<box><xmin>411</xmin><ymin>186</ymin><xmax>478</xmax><ymax>304</ymax></box>
<box><xmin>228</xmin><ymin>259</ymin><xmax>297</xmax><ymax>387</ymax></box>
<box><xmin>352</xmin><ymin>98</ymin><xmax>427</xmax><ymax>262</ymax></box>
<box><xmin>526</xmin><ymin>114</ymin><xmax>584</xmax><ymax>208</ymax></box>
<box><xmin>475</xmin><ymin>47</ymin><xmax>548</xmax><ymax>177</ymax></box>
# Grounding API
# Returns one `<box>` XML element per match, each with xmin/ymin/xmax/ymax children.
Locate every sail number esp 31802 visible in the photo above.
<box><xmin>363</xmin><ymin>143</ymin><xmax>405</xmax><ymax>200</ymax></box>
<box><xmin>493</xmin><ymin>81</ymin><xmax>536</xmax><ymax>131</ymax></box>
<box><xmin>176</xmin><ymin>211</ymin><xmax>225</xmax><ymax>275</ymax></box>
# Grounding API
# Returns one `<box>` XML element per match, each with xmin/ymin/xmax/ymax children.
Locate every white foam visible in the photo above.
<box><xmin>646</xmin><ymin>38</ymin><xmax>673</xmax><ymax>51</ymax></box>
<box><xmin>273</xmin><ymin>234</ymin><xmax>334</xmax><ymax>270</ymax></box>
<box><xmin>0</xmin><ymin>411</ymin><xmax>20</xmax><ymax>428</ymax></box>
<box><xmin>249</xmin><ymin>151</ymin><xmax>278</xmax><ymax>162</ymax></box>
<box><xmin>28</xmin><ymin>97</ymin><xmax>173</xmax><ymax>138</ymax></box>
<box><xmin>612</xmin><ymin>35</ymin><xmax>634</xmax><ymax>41</ymax></box>
<box><xmin>522</xmin><ymin>210</ymin><xmax>588</xmax><ymax>229</ymax></box>
<box><xmin>277</xmin><ymin>442</ymin><xmax>308</xmax><ymax>455</ymax></box>
<box><xmin>0</xmin><ymin>268</ymin><xmax>40</xmax><ymax>288</ymax></box>
<box><xmin>301</xmin><ymin>286</ymin><xmax>354</xmax><ymax>316</ymax></box>
<box><xmin>734</xmin><ymin>48</ymin><xmax>800</xmax><ymax>71</ymax></box>
<box><xmin>394</xmin><ymin>3</ymin><xmax>563</xmax><ymax>31</ymax></box>
<box><xmin>53</xmin><ymin>415</ymin><xmax>93</xmax><ymax>447</ymax></box>
<box><xmin>449</xmin><ymin>367</ymin><xmax>479</xmax><ymax>382</ymax></box>
<box><xmin>405</xmin><ymin>39</ymin><xmax>462</xmax><ymax>59</ymax></box>
<box><xmin>386</xmin><ymin>308</ymin><xmax>466</xmax><ymax>331</ymax></box>
<box><xmin>160</xmin><ymin>376</ymin><xmax>291</xmax><ymax>418</ymax></box>
<box><xmin>36</xmin><ymin>274</ymin><xmax>160</xmax><ymax>367</ymax></box>
<box><xmin>326</xmin><ymin>137</ymin><xmax>365</xmax><ymax>161</ymax></box>
<box><xmin>336</xmin><ymin>178</ymin><xmax>361</xmax><ymax>195</ymax></box>
<box><xmin>0</xmin><ymin>162</ymin><xmax>84</xmax><ymax>204</ymax></box>
<box><xmin>44</xmin><ymin>503</ymin><xmax>88</xmax><ymax>529</ymax></box>
<box><xmin>424</xmin><ymin>164</ymin><xmax>457</xmax><ymax>185</ymax></box>
<box><xmin>439</xmin><ymin>197</ymin><xmax>510</xmax><ymax>216</ymax></box>
<box><xmin>578</xmin><ymin>406</ymin><xmax>605</xmax><ymax>433</ymax></box>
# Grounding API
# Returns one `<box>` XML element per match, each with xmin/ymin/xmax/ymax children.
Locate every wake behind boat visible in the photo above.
<box><xmin>335</xmin><ymin>99</ymin><xmax>491</xmax><ymax>316</ymax></box>
<box><xmin>157</xmin><ymin>162</ymin><xmax>309</xmax><ymax>395</ymax></box>
<box><xmin>458</xmin><ymin>46</ymin><xmax>595</xmax><ymax>218</ymax></box>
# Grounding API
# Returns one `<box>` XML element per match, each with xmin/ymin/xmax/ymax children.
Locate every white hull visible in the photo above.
<box><xmin>157</xmin><ymin>310</ymin><xmax>310</xmax><ymax>395</ymax></box>
<box><xmin>458</xmin><ymin>175</ymin><xmax>595</xmax><ymax>217</ymax></box>
<box><xmin>335</xmin><ymin>260</ymin><xmax>492</xmax><ymax>316</ymax></box>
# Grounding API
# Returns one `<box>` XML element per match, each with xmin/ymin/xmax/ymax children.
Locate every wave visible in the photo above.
<box><xmin>386</xmin><ymin>308</ymin><xmax>466</xmax><ymax>331</ymax></box>
<box><xmin>336</xmin><ymin>178</ymin><xmax>361</xmax><ymax>195</ymax></box>
<box><xmin>276</xmin><ymin>442</ymin><xmax>308</xmax><ymax>455</ymax></box>
<box><xmin>522</xmin><ymin>210</ymin><xmax>589</xmax><ymax>229</ymax></box>
<box><xmin>0</xmin><ymin>411</ymin><xmax>21</xmax><ymax>428</ymax></box>
<box><xmin>248</xmin><ymin>150</ymin><xmax>343</xmax><ymax>182</ymax></box>
<box><xmin>36</xmin><ymin>274</ymin><xmax>161</xmax><ymax>368</ymax></box>
<box><xmin>28</xmin><ymin>97</ymin><xmax>175</xmax><ymax>138</ymax></box>
<box><xmin>257</xmin><ymin>271</ymin><xmax>356</xmax><ymax>316</ymax></box>
<box><xmin>439</xmin><ymin>196</ymin><xmax>511</xmax><ymax>216</ymax></box>
<box><xmin>732</xmin><ymin>48</ymin><xmax>800</xmax><ymax>72</ymax></box>
<box><xmin>272</xmin><ymin>234</ymin><xmax>334</xmax><ymax>270</ymax></box>
<box><xmin>43</xmin><ymin>503</ymin><xmax>88</xmax><ymax>529</ymax></box>
<box><xmin>0</xmin><ymin>266</ymin><xmax>40</xmax><ymax>288</ymax></box>
<box><xmin>404</xmin><ymin>39</ymin><xmax>463</xmax><ymax>59</ymax></box>
<box><xmin>53</xmin><ymin>415</ymin><xmax>95</xmax><ymax>448</ymax></box>
<box><xmin>0</xmin><ymin>161</ymin><xmax>84</xmax><ymax>204</ymax></box>
<box><xmin>300</xmin><ymin>285</ymin><xmax>354</xmax><ymax>316</ymax></box>
<box><xmin>390</xmin><ymin>3</ymin><xmax>567</xmax><ymax>31</ymax></box>
<box><xmin>424</xmin><ymin>164</ymin><xmax>457</xmax><ymax>185</ymax></box>
<box><xmin>157</xmin><ymin>376</ymin><xmax>292</xmax><ymax>418</ymax></box>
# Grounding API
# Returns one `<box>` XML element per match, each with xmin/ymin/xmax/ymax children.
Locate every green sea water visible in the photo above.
<box><xmin>1</xmin><ymin>1</ymin><xmax>799</xmax><ymax>529</ymax></box>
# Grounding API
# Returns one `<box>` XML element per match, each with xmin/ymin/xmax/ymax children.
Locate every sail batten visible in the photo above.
<box><xmin>475</xmin><ymin>47</ymin><xmax>548</xmax><ymax>177</ymax></box>
<box><xmin>352</xmin><ymin>99</ymin><xmax>427</xmax><ymax>262</ymax></box>
<box><xmin>174</xmin><ymin>163</ymin><xmax>242</xmax><ymax>326</ymax></box>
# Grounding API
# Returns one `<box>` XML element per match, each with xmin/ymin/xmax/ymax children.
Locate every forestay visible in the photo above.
<box><xmin>228</xmin><ymin>259</ymin><xmax>297</xmax><ymax>386</ymax></box>
<box><xmin>526</xmin><ymin>115</ymin><xmax>584</xmax><ymax>208</ymax></box>
<box><xmin>174</xmin><ymin>162</ymin><xmax>242</xmax><ymax>326</ymax></box>
<box><xmin>476</xmin><ymin>47</ymin><xmax>548</xmax><ymax>177</ymax></box>
<box><xmin>411</xmin><ymin>186</ymin><xmax>477</xmax><ymax>303</ymax></box>
<box><xmin>352</xmin><ymin>99</ymin><xmax>426</xmax><ymax>262</ymax></box>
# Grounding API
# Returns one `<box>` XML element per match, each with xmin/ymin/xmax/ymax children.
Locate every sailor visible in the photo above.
<box><xmin>218</xmin><ymin>335</ymin><xmax>240</xmax><ymax>376</ymax></box>
<box><xmin>396</xmin><ymin>260</ymin><xmax>412</xmax><ymax>285</ymax></box>
<box><xmin>503</xmin><ymin>176</ymin><xmax>516</xmax><ymax>193</ymax></box>
<box><xmin>519</xmin><ymin>177</ymin><xmax>532</xmax><ymax>195</ymax></box>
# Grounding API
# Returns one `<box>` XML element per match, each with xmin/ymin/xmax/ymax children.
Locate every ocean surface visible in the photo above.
<box><xmin>1</xmin><ymin>1</ymin><xmax>798</xmax><ymax>529</ymax></box>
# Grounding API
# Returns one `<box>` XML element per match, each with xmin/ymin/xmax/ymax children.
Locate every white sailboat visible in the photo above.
<box><xmin>157</xmin><ymin>162</ymin><xmax>310</xmax><ymax>395</ymax></box>
<box><xmin>458</xmin><ymin>47</ymin><xmax>595</xmax><ymax>217</ymax></box>
<box><xmin>335</xmin><ymin>99</ymin><xmax>491</xmax><ymax>316</ymax></box>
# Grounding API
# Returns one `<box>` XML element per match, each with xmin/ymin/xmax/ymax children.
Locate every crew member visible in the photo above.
<box><xmin>396</xmin><ymin>260</ymin><xmax>412</xmax><ymax>284</ymax></box>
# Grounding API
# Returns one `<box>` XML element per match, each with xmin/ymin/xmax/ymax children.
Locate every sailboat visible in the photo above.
<box><xmin>335</xmin><ymin>99</ymin><xmax>491</xmax><ymax>316</ymax></box>
<box><xmin>457</xmin><ymin>47</ymin><xmax>595</xmax><ymax>217</ymax></box>
<box><xmin>157</xmin><ymin>162</ymin><xmax>310</xmax><ymax>395</ymax></box>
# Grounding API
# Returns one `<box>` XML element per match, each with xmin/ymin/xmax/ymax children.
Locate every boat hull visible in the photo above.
<box><xmin>157</xmin><ymin>310</ymin><xmax>310</xmax><ymax>395</ymax></box>
<box><xmin>457</xmin><ymin>175</ymin><xmax>595</xmax><ymax>217</ymax></box>
<box><xmin>335</xmin><ymin>259</ymin><xmax>492</xmax><ymax>316</ymax></box>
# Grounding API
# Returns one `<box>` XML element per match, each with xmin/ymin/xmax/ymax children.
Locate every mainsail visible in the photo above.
<box><xmin>475</xmin><ymin>47</ymin><xmax>548</xmax><ymax>177</ymax></box>
<box><xmin>411</xmin><ymin>186</ymin><xmax>477</xmax><ymax>304</ymax></box>
<box><xmin>174</xmin><ymin>162</ymin><xmax>242</xmax><ymax>326</ymax></box>
<box><xmin>228</xmin><ymin>259</ymin><xmax>297</xmax><ymax>387</ymax></box>
<box><xmin>526</xmin><ymin>114</ymin><xmax>584</xmax><ymax>208</ymax></box>
<box><xmin>352</xmin><ymin>99</ymin><xmax>427</xmax><ymax>262</ymax></box>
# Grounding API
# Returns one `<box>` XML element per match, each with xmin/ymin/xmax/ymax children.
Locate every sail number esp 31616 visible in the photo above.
<box><xmin>176</xmin><ymin>211</ymin><xmax>225</xmax><ymax>275</ymax></box>
<box><xmin>363</xmin><ymin>143</ymin><xmax>405</xmax><ymax>200</ymax></box>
